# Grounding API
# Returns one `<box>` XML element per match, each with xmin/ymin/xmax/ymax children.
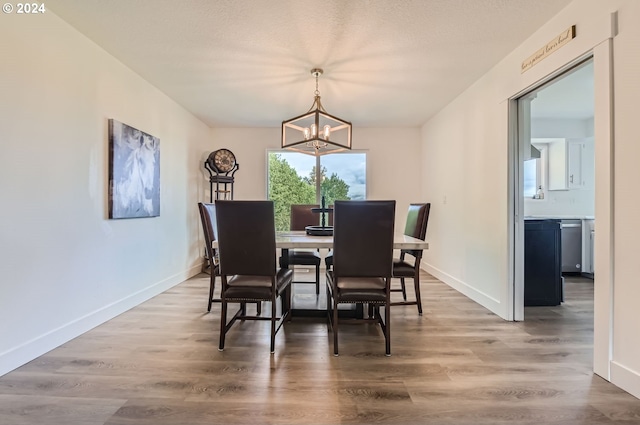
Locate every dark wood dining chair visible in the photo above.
<box><xmin>198</xmin><ymin>202</ymin><xmax>262</xmax><ymax>314</ymax></box>
<box><xmin>215</xmin><ymin>200</ymin><xmax>293</xmax><ymax>353</ymax></box>
<box><xmin>198</xmin><ymin>202</ymin><xmax>221</xmax><ymax>312</ymax></box>
<box><xmin>326</xmin><ymin>200</ymin><xmax>396</xmax><ymax>356</ymax></box>
<box><xmin>279</xmin><ymin>204</ymin><xmax>322</xmax><ymax>294</ymax></box>
<box><xmin>392</xmin><ymin>203</ymin><xmax>431</xmax><ymax>315</ymax></box>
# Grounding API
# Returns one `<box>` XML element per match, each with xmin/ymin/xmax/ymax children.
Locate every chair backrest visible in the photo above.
<box><xmin>215</xmin><ymin>200</ymin><xmax>276</xmax><ymax>277</ymax></box>
<box><xmin>404</xmin><ymin>203</ymin><xmax>431</xmax><ymax>240</ymax></box>
<box><xmin>402</xmin><ymin>203</ymin><xmax>431</xmax><ymax>258</ymax></box>
<box><xmin>198</xmin><ymin>202</ymin><xmax>218</xmax><ymax>266</ymax></box>
<box><xmin>290</xmin><ymin>204</ymin><xmax>320</xmax><ymax>230</ymax></box>
<box><xmin>333</xmin><ymin>200</ymin><xmax>395</xmax><ymax>277</ymax></box>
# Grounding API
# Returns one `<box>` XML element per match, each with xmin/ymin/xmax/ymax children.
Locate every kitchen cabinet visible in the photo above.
<box><xmin>524</xmin><ymin>219</ymin><xmax>563</xmax><ymax>306</ymax></box>
<box><xmin>548</xmin><ymin>139</ymin><xmax>585</xmax><ymax>190</ymax></box>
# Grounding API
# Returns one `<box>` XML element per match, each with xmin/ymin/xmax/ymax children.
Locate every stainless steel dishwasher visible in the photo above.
<box><xmin>561</xmin><ymin>219</ymin><xmax>582</xmax><ymax>273</ymax></box>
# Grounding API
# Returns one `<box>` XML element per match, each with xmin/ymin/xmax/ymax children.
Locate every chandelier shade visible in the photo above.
<box><xmin>281</xmin><ymin>69</ymin><xmax>352</xmax><ymax>156</ymax></box>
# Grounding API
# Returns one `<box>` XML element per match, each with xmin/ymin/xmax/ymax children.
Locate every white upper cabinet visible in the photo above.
<box><xmin>548</xmin><ymin>138</ymin><xmax>586</xmax><ymax>191</ymax></box>
<box><xmin>567</xmin><ymin>140</ymin><xmax>584</xmax><ymax>188</ymax></box>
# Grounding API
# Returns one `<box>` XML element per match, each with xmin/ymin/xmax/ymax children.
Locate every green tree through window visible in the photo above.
<box><xmin>303</xmin><ymin>166</ymin><xmax>350</xmax><ymax>208</ymax></box>
<box><xmin>268</xmin><ymin>152</ymin><xmax>363</xmax><ymax>231</ymax></box>
<box><xmin>268</xmin><ymin>154</ymin><xmax>315</xmax><ymax>231</ymax></box>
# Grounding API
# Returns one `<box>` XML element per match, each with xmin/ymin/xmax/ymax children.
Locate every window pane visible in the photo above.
<box><xmin>320</xmin><ymin>152</ymin><xmax>367</xmax><ymax>205</ymax></box>
<box><xmin>267</xmin><ymin>151</ymin><xmax>367</xmax><ymax>231</ymax></box>
<box><xmin>523</xmin><ymin>158</ymin><xmax>538</xmax><ymax>198</ymax></box>
<box><xmin>267</xmin><ymin>152</ymin><xmax>315</xmax><ymax>231</ymax></box>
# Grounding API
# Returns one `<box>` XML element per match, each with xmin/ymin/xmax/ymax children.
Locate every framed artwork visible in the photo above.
<box><xmin>108</xmin><ymin>119</ymin><xmax>160</xmax><ymax>219</ymax></box>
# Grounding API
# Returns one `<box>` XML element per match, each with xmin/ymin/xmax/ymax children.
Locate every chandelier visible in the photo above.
<box><xmin>281</xmin><ymin>68</ymin><xmax>352</xmax><ymax>156</ymax></box>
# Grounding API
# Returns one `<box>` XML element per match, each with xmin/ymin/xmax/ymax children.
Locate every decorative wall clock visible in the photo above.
<box><xmin>210</xmin><ymin>149</ymin><xmax>236</xmax><ymax>173</ymax></box>
<box><xmin>204</xmin><ymin>149</ymin><xmax>239</xmax><ymax>202</ymax></box>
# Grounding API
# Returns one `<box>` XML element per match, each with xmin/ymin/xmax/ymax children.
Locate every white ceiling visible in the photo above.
<box><xmin>49</xmin><ymin>0</ymin><xmax>573</xmax><ymax>128</ymax></box>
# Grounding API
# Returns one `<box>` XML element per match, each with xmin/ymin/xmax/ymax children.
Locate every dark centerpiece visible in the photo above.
<box><xmin>306</xmin><ymin>195</ymin><xmax>333</xmax><ymax>236</ymax></box>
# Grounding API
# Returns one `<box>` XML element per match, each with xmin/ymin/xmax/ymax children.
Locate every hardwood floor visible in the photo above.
<box><xmin>1</xmin><ymin>273</ymin><xmax>639</xmax><ymax>424</ymax></box>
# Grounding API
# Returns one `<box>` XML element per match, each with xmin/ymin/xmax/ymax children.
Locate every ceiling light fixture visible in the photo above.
<box><xmin>281</xmin><ymin>68</ymin><xmax>352</xmax><ymax>156</ymax></box>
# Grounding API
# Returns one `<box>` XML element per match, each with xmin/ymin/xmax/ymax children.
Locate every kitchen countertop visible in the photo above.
<box><xmin>524</xmin><ymin>215</ymin><xmax>595</xmax><ymax>220</ymax></box>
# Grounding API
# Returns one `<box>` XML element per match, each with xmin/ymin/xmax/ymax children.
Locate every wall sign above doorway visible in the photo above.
<box><xmin>521</xmin><ymin>25</ymin><xmax>576</xmax><ymax>73</ymax></box>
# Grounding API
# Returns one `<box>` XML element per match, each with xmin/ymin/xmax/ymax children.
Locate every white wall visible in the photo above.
<box><xmin>0</xmin><ymin>12</ymin><xmax>211</xmax><ymax>375</ymax></box>
<box><xmin>421</xmin><ymin>0</ymin><xmax>640</xmax><ymax>399</ymax></box>
<box><xmin>532</xmin><ymin>117</ymin><xmax>594</xmax><ymax>138</ymax></box>
<box><xmin>209</xmin><ymin>127</ymin><xmax>422</xmax><ymax>232</ymax></box>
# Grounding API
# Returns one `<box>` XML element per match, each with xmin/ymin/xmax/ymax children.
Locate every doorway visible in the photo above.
<box><xmin>517</xmin><ymin>59</ymin><xmax>595</xmax><ymax>315</ymax></box>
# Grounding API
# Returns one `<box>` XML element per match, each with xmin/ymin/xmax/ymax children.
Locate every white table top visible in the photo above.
<box><xmin>275</xmin><ymin>231</ymin><xmax>428</xmax><ymax>250</ymax></box>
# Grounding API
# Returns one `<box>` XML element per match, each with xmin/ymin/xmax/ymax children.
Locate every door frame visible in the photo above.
<box><xmin>507</xmin><ymin>40</ymin><xmax>614</xmax><ymax>380</ymax></box>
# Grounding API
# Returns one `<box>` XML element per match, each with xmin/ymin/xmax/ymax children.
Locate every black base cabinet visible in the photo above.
<box><xmin>524</xmin><ymin>219</ymin><xmax>563</xmax><ymax>306</ymax></box>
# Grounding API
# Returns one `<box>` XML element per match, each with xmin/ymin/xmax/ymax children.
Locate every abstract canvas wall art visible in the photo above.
<box><xmin>108</xmin><ymin>119</ymin><xmax>160</xmax><ymax>219</ymax></box>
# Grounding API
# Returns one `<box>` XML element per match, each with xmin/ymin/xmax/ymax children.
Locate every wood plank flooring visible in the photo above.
<box><xmin>1</xmin><ymin>272</ymin><xmax>639</xmax><ymax>424</ymax></box>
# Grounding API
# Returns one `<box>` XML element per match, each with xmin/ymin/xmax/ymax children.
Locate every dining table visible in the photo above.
<box><xmin>279</xmin><ymin>231</ymin><xmax>429</xmax><ymax>317</ymax></box>
<box><xmin>276</xmin><ymin>230</ymin><xmax>428</xmax><ymax>257</ymax></box>
<box><xmin>213</xmin><ymin>230</ymin><xmax>429</xmax><ymax>317</ymax></box>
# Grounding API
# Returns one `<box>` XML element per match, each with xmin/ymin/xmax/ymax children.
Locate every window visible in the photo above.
<box><xmin>523</xmin><ymin>158</ymin><xmax>538</xmax><ymax>198</ymax></box>
<box><xmin>523</xmin><ymin>144</ymin><xmax>546</xmax><ymax>199</ymax></box>
<box><xmin>267</xmin><ymin>151</ymin><xmax>367</xmax><ymax>231</ymax></box>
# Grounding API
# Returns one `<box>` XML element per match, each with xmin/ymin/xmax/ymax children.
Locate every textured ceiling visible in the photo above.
<box><xmin>49</xmin><ymin>0</ymin><xmax>572</xmax><ymax>128</ymax></box>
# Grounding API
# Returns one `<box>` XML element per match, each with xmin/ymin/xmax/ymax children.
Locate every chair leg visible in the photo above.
<box><xmin>270</xmin><ymin>296</ymin><xmax>277</xmax><ymax>354</ymax></box>
<box><xmin>384</xmin><ymin>302</ymin><xmax>391</xmax><ymax>356</ymax></box>
<box><xmin>333</xmin><ymin>297</ymin><xmax>339</xmax><ymax>356</ymax></box>
<box><xmin>326</xmin><ymin>285</ymin><xmax>332</xmax><ymax>331</ymax></box>
<box><xmin>315</xmin><ymin>264</ymin><xmax>320</xmax><ymax>294</ymax></box>
<box><xmin>219</xmin><ymin>300</ymin><xmax>227</xmax><ymax>351</ymax></box>
<box><xmin>207</xmin><ymin>273</ymin><xmax>216</xmax><ymax>312</ymax></box>
<box><xmin>400</xmin><ymin>278</ymin><xmax>407</xmax><ymax>301</ymax></box>
<box><xmin>256</xmin><ymin>302</ymin><xmax>262</xmax><ymax>316</ymax></box>
<box><xmin>288</xmin><ymin>285</ymin><xmax>293</xmax><ymax>319</ymax></box>
<box><xmin>286</xmin><ymin>285</ymin><xmax>293</xmax><ymax>322</ymax></box>
<box><xmin>414</xmin><ymin>274</ymin><xmax>423</xmax><ymax>315</ymax></box>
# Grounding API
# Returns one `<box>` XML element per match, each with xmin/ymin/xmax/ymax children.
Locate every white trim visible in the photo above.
<box><xmin>423</xmin><ymin>263</ymin><xmax>503</xmax><ymax>316</ymax></box>
<box><xmin>610</xmin><ymin>361</ymin><xmax>640</xmax><ymax>400</ymax></box>
<box><xmin>0</xmin><ymin>264</ymin><xmax>203</xmax><ymax>377</ymax></box>
<box><xmin>507</xmin><ymin>99</ymin><xmax>522</xmax><ymax>321</ymax></box>
<box><xmin>592</xmin><ymin>38</ymin><xmax>615</xmax><ymax>381</ymax></box>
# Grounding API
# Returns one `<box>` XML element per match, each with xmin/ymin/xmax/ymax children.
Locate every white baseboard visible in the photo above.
<box><xmin>0</xmin><ymin>263</ymin><xmax>203</xmax><ymax>377</ymax></box>
<box><xmin>611</xmin><ymin>361</ymin><xmax>640</xmax><ymax>400</ymax></box>
<box><xmin>422</xmin><ymin>263</ymin><xmax>506</xmax><ymax>319</ymax></box>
